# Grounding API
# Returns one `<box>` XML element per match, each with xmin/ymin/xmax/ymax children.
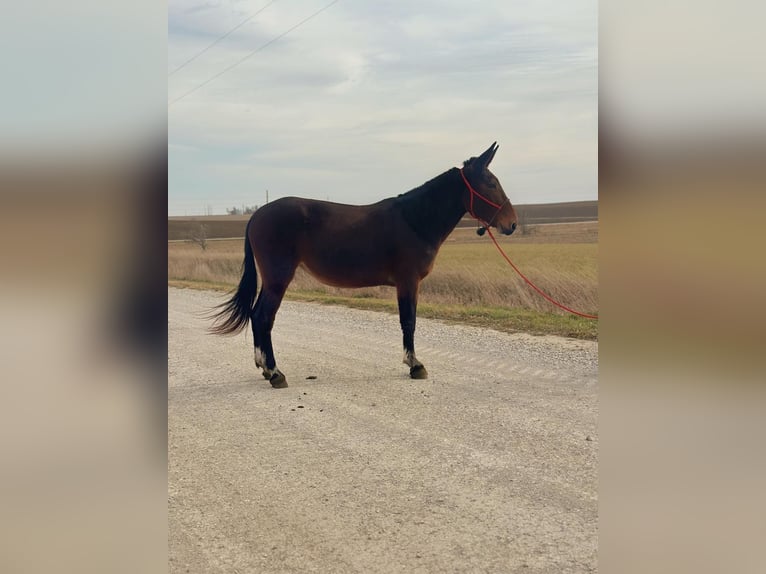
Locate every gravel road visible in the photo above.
<box><xmin>169</xmin><ymin>287</ymin><xmax>598</xmax><ymax>573</ymax></box>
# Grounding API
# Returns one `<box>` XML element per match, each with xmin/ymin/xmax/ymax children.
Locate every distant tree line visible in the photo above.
<box><xmin>226</xmin><ymin>205</ymin><xmax>258</xmax><ymax>215</ymax></box>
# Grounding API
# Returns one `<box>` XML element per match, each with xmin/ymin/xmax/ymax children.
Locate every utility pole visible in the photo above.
<box><xmin>266</xmin><ymin>189</ymin><xmax>269</xmax><ymax>204</ymax></box>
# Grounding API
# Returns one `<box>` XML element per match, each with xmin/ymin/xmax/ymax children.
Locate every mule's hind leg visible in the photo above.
<box><xmin>252</xmin><ymin>282</ymin><xmax>290</xmax><ymax>388</ymax></box>
<box><xmin>250</xmin><ymin>295</ymin><xmax>269</xmax><ymax>377</ymax></box>
<box><xmin>397</xmin><ymin>282</ymin><xmax>427</xmax><ymax>379</ymax></box>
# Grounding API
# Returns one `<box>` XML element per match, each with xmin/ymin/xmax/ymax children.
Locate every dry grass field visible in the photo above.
<box><xmin>168</xmin><ymin>220</ymin><xmax>598</xmax><ymax>339</ymax></box>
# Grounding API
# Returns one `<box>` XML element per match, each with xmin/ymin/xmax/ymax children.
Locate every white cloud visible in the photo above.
<box><xmin>168</xmin><ymin>0</ymin><xmax>597</xmax><ymax>214</ymax></box>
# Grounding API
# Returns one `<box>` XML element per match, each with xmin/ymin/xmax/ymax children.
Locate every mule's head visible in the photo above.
<box><xmin>461</xmin><ymin>142</ymin><xmax>518</xmax><ymax>235</ymax></box>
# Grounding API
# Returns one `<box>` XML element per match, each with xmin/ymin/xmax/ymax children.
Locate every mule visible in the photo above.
<box><xmin>210</xmin><ymin>142</ymin><xmax>517</xmax><ymax>388</ymax></box>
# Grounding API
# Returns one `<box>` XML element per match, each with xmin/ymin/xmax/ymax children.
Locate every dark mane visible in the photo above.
<box><xmin>394</xmin><ymin>167</ymin><xmax>465</xmax><ymax>246</ymax></box>
<box><xmin>396</xmin><ymin>167</ymin><xmax>457</xmax><ymax>200</ymax></box>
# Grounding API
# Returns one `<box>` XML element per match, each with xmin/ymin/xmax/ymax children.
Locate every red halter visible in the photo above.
<box><xmin>459</xmin><ymin>168</ymin><xmax>508</xmax><ymax>230</ymax></box>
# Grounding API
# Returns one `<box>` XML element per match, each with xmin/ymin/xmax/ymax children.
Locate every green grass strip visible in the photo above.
<box><xmin>169</xmin><ymin>280</ymin><xmax>597</xmax><ymax>340</ymax></box>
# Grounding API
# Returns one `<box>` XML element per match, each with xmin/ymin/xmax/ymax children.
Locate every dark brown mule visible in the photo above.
<box><xmin>210</xmin><ymin>142</ymin><xmax>517</xmax><ymax>388</ymax></box>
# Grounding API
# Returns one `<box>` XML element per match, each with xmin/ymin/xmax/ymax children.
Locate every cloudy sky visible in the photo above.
<box><xmin>168</xmin><ymin>0</ymin><xmax>597</xmax><ymax>216</ymax></box>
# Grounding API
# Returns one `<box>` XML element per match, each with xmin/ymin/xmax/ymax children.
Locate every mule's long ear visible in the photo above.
<box><xmin>477</xmin><ymin>141</ymin><xmax>498</xmax><ymax>169</ymax></box>
<box><xmin>463</xmin><ymin>142</ymin><xmax>498</xmax><ymax>171</ymax></box>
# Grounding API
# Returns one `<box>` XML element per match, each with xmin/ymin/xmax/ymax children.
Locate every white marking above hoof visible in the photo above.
<box><xmin>403</xmin><ymin>349</ymin><xmax>422</xmax><ymax>369</ymax></box>
<box><xmin>254</xmin><ymin>347</ymin><xmax>266</xmax><ymax>368</ymax></box>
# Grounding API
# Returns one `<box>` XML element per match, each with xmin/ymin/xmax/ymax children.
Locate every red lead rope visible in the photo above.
<box><xmin>484</xmin><ymin>226</ymin><xmax>598</xmax><ymax>319</ymax></box>
<box><xmin>459</xmin><ymin>168</ymin><xmax>598</xmax><ymax>320</ymax></box>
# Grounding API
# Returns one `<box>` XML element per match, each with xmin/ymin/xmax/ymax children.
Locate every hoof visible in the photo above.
<box><xmin>270</xmin><ymin>372</ymin><xmax>288</xmax><ymax>388</ymax></box>
<box><xmin>410</xmin><ymin>365</ymin><xmax>428</xmax><ymax>379</ymax></box>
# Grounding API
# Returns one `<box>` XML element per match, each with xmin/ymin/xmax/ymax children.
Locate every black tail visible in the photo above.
<box><xmin>210</xmin><ymin>222</ymin><xmax>258</xmax><ymax>335</ymax></box>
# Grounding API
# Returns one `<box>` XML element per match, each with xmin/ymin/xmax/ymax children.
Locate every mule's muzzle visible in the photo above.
<box><xmin>501</xmin><ymin>222</ymin><xmax>517</xmax><ymax>236</ymax></box>
<box><xmin>478</xmin><ymin>222</ymin><xmax>516</xmax><ymax>236</ymax></box>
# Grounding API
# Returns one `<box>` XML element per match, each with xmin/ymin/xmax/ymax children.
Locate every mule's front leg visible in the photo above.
<box><xmin>397</xmin><ymin>283</ymin><xmax>428</xmax><ymax>379</ymax></box>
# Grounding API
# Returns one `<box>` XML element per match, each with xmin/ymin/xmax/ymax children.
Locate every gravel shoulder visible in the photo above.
<box><xmin>169</xmin><ymin>287</ymin><xmax>598</xmax><ymax>573</ymax></box>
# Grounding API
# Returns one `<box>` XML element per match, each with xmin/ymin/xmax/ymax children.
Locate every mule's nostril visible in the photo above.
<box><xmin>511</xmin><ymin>222</ymin><xmax>517</xmax><ymax>231</ymax></box>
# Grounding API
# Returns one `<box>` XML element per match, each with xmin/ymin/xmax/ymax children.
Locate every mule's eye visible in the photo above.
<box><xmin>482</xmin><ymin>174</ymin><xmax>497</xmax><ymax>187</ymax></box>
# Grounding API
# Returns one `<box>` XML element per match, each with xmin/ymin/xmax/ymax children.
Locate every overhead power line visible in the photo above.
<box><xmin>168</xmin><ymin>0</ymin><xmax>278</xmax><ymax>78</ymax></box>
<box><xmin>168</xmin><ymin>0</ymin><xmax>341</xmax><ymax>107</ymax></box>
